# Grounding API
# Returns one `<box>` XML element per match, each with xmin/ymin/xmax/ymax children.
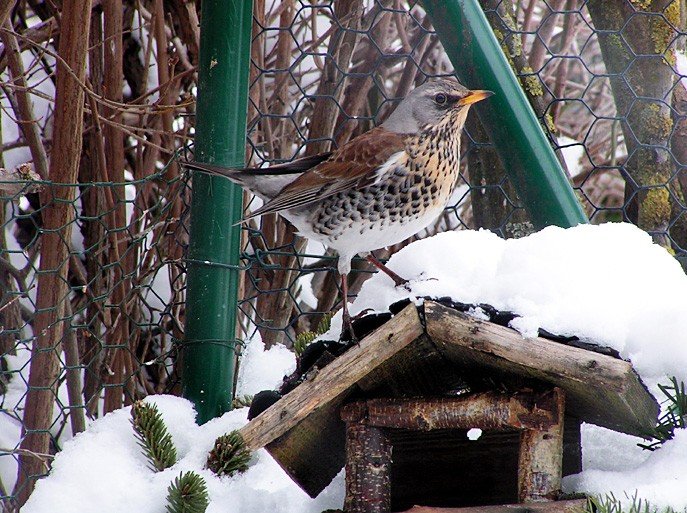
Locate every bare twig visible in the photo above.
<box><xmin>0</xmin><ymin>22</ymin><xmax>49</xmax><ymax>178</ymax></box>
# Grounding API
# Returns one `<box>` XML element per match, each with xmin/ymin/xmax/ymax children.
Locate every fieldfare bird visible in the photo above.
<box><xmin>185</xmin><ymin>78</ymin><xmax>492</xmax><ymax>339</ymax></box>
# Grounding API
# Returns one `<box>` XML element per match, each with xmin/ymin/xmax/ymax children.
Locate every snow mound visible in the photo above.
<box><xmin>564</xmin><ymin>428</ymin><xmax>687</xmax><ymax>508</ymax></box>
<box><xmin>22</xmin><ymin>223</ymin><xmax>687</xmax><ymax>511</ymax></box>
<box><xmin>235</xmin><ymin>336</ymin><xmax>296</xmax><ymax>396</ymax></box>
<box><xmin>23</xmin><ymin>396</ymin><xmax>343</xmax><ymax>513</ymax></box>
<box><xmin>350</xmin><ymin>223</ymin><xmax>687</xmax><ymax>382</ymax></box>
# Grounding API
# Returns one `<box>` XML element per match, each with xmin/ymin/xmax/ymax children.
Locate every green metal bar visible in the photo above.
<box><xmin>422</xmin><ymin>0</ymin><xmax>588</xmax><ymax>229</ymax></box>
<box><xmin>182</xmin><ymin>0</ymin><xmax>253</xmax><ymax>423</ymax></box>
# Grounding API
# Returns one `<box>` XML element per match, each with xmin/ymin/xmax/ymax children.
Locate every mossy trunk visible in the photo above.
<box><xmin>669</xmin><ymin>40</ymin><xmax>687</xmax><ymax>257</ymax></box>
<box><xmin>481</xmin><ymin>0</ymin><xmax>560</xmax><ymax>141</ymax></box>
<box><xmin>587</xmin><ymin>0</ymin><xmax>680</xmax><ymax>248</ymax></box>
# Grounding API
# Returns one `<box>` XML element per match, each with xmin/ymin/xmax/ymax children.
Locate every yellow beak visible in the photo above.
<box><xmin>459</xmin><ymin>89</ymin><xmax>494</xmax><ymax>106</ymax></box>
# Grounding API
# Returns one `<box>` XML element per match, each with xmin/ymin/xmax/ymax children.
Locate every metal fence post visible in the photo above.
<box><xmin>422</xmin><ymin>0</ymin><xmax>589</xmax><ymax>229</ymax></box>
<box><xmin>182</xmin><ymin>0</ymin><xmax>253</xmax><ymax>423</ymax></box>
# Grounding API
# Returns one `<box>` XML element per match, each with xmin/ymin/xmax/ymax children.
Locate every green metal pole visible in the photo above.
<box><xmin>422</xmin><ymin>0</ymin><xmax>588</xmax><ymax>229</ymax></box>
<box><xmin>182</xmin><ymin>0</ymin><xmax>252</xmax><ymax>423</ymax></box>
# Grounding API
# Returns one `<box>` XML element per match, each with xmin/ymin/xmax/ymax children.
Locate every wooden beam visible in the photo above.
<box><xmin>239</xmin><ymin>303</ymin><xmax>424</xmax><ymax>450</ymax></box>
<box><xmin>345</xmin><ymin>391</ymin><xmax>561</xmax><ymax>431</ymax></box>
<box><xmin>266</xmin><ymin>400</ymin><xmax>347</xmax><ymax>497</ymax></box>
<box><xmin>400</xmin><ymin>498</ymin><xmax>587</xmax><ymax>513</ymax></box>
<box><xmin>424</xmin><ymin>301</ymin><xmax>658</xmax><ymax>437</ymax></box>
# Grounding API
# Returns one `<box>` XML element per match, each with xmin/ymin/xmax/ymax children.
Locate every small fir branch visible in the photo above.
<box><xmin>639</xmin><ymin>376</ymin><xmax>687</xmax><ymax>450</ymax></box>
<box><xmin>131</xmin><ymin>401</ymin><xmax>178</xmax><ymax>471</ymax></box>
<box><xmin>233</xmin><ymin>394</ymin><xmax>253</xmax><ymax>409</ymax></box>
<box><xmin>166</xmin><ymin>471</ymin><xmax>209</xmax><ymax>513</ymax></box>
<box><xmin>206</xmin><ymin>431</ymin><xmax>251</xmax><ymax>477</ymax></box>
<box><xmin>294</xmin><ymin>314</ymin><xmax>332</xmax><ymax>356</ymax></box>
<box><xmin>316</xmin><ymin>313</ymin><xmax>332</xmax><ymax>335</ymax></box>
<box><xmin>294</xmin><ymin>330</ymin><xmax>317</xmax><ymax>356</ymax></box>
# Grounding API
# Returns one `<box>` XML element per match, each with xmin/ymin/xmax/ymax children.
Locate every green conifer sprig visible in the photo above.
<box><xmin>233</xmin><ymin>394</ymin><xmax>253</xmax><ymax>409</ymax></box>
<box><xmin>131</xmin><ymin>401</ymin><xmax>178</xmax><ymax>471</ymax></box>
<box><xmin>294</xmin><ymin>313</ymin><xmax>332</xmax><ymax>356</ymax></box>
<box><xmin>206</xmin><ymin>431</ymin><xmax>251</xmax><ymax>477</ymax></box>
<box><xmin>165</xmin><ymin>471</ymin><xmax>209</xmax><ymax>513</ymax></box>
<box><xmin>294</xmin><ymin>331</ymin><xmax>317</xmax><ymax>355</ymax></box>
<box><xmin>640</xmin><ymin>376</ymin><xmax>687</xmax><ymax>450</ymax></box>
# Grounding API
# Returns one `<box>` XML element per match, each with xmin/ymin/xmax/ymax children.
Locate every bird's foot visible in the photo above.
<box><xmin>341</xmin><ymin>310</ymin><xmax>358</xmax><ymax>345</ymax></box>
<box><xmin>392</xmin><ymin>276</ymin><xmax>409</xmax><ymax>288</ymax></box>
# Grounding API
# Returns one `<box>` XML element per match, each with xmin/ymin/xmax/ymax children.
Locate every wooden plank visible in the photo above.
<box><xmin>356</xmin><ymin>333</ymin><xmax>456</xmax><ymax>396</ymax></box>
<box><xmin>266</xmin><ymin>399</ymin><xmax>347</xmax><ymax>497</ymax></box>
<box><xmin>562</xmin><ymin>416</ymin><xmax>582</xmax><ymax>477</ymax></box>
<box><xmin>400</xmin><ymin>498</ymin><xmax>587</xmax><ymax>513</ymax></box>
<box><xmin>388</xmin><ymin>419</ymin><xmax>581</xmax><ymax>510</ymax></box>
<box><xmin>424</xmin><ymin>301</ymin><xmax>658</xmax><ymax>437</ymax></box>
<box><xmin>264</xmin><ymin>332</ymin><xmax>448</xmax><ymax>497</ymax></box>
<box><xmin>239</xmin><ymin>303</ymin><xmax>423</xmax><ymax>450</ymax></box>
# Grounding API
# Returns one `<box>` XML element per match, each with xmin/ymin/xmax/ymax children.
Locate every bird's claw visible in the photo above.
<box><xmin>392</xmin><ymin>277</ymin><xmax>409</xmax><ymax>288</ymax></box>
<box><xmin>341</xmin><ymin>311</ymin><xmax>359</xmax><ymax>345</ymax></box>
<box><xmin>352</xmin><ymin>308</ymin><xmax>374</xmax><ymax>320</ymax></box>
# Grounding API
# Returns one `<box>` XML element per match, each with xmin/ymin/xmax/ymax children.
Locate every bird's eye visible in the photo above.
<box><xmin>434</xmin><ymin>93</ymin><xmax>448</xmax><ymax>105</ymax></box>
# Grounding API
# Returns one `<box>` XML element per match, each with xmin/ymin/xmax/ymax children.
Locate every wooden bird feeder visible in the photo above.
<box><xmin>238</xmin><ymin>301</ymin><xmax>659</xmax><ymax>513</ymax></box>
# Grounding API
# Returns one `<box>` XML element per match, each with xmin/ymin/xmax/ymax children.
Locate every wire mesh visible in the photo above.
<box><xmin>238</xmin><ymin>0</ymin><xmax>687</xmax><ymax>348</ymax></box>
<box><xmin>1</xmin><ymin>0</ymin><xmax>686</xmax><ymax>509</ymax></box>
<box><xmin>0</xmin><ymin>169</ymin><xmax>189</xmax><ymax>506</ymax></box>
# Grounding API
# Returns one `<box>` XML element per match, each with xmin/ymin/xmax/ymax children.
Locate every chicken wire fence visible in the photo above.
<box><xmin>0</xmin><ymin>167</ymin><xmax>191</xmax><ymax>507</ymax></box>
<box><xmin>1</xmin><ymin>0</ymin><xmax>686</xmax><ymax>509</ymax></box>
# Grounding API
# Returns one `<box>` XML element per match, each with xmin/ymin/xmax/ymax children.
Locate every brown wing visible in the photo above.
<box><xmin>182</xmin><ymin>152</ymin><xmax>333</xmax><ymax>177</ymax></box>
<box><xmin>246</xmin><ymin>127</ymin><xmax>407</xmax><ymax>218</ymax></box>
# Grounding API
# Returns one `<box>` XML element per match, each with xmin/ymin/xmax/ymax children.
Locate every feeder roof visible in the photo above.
<box><xmin>238</xmin><ymin>301</ymin><xmax>658</xmax><ymax>498</ymax></box>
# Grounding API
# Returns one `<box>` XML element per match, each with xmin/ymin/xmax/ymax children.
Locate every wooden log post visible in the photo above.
<box><xmin>518</xmin><ymin>389</ymin><xmax>565</xmax><ymax>502</ymax></box>
<box><xmin>342</xmin><ymin>403</ymin><xmax>392</xmax><ymax>513</ymax></box>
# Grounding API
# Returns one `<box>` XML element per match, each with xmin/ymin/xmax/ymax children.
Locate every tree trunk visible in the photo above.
<box><xmin>587</xmin><ymin>0</ymin><xmax>679</xmax><ymax>248</ymax></box>
<box><xmin>14</xmin><ymin>0</ymin><xmax>93</xmax><ymax>504</ymax></box>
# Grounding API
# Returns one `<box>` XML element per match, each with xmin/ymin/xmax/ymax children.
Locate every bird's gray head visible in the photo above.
<box><xmin>382</xmin><ymin>78</ymin><xmax>493</xmax><ymax>134</ymax></box>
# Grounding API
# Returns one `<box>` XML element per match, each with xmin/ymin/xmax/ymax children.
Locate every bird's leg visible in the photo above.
<box><xmin>340</xmin><ymin>273</ymin><xmax>357</xmax><ymax>341</ymax></box>
<box><xmin>366</xmin><ymin>253</ymin><xmax>408</xmax><ymax>287</ymax></box>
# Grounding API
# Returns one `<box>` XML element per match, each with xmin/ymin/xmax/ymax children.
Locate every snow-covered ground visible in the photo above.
<box><xmin>22</xmin><ymin>223</ymin><xmax>687</xmax><ymax>512</ymax></box>
<box><xmin>21</xmin><ymin>395</ymin><xmax>345</xmax><ymax>513</ymax></box>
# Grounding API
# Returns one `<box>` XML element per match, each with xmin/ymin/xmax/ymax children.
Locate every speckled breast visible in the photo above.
<box><xmin>309</xmin><ymin>127</ymin><xmax>462</xmax><ymax>248</ymax></box>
